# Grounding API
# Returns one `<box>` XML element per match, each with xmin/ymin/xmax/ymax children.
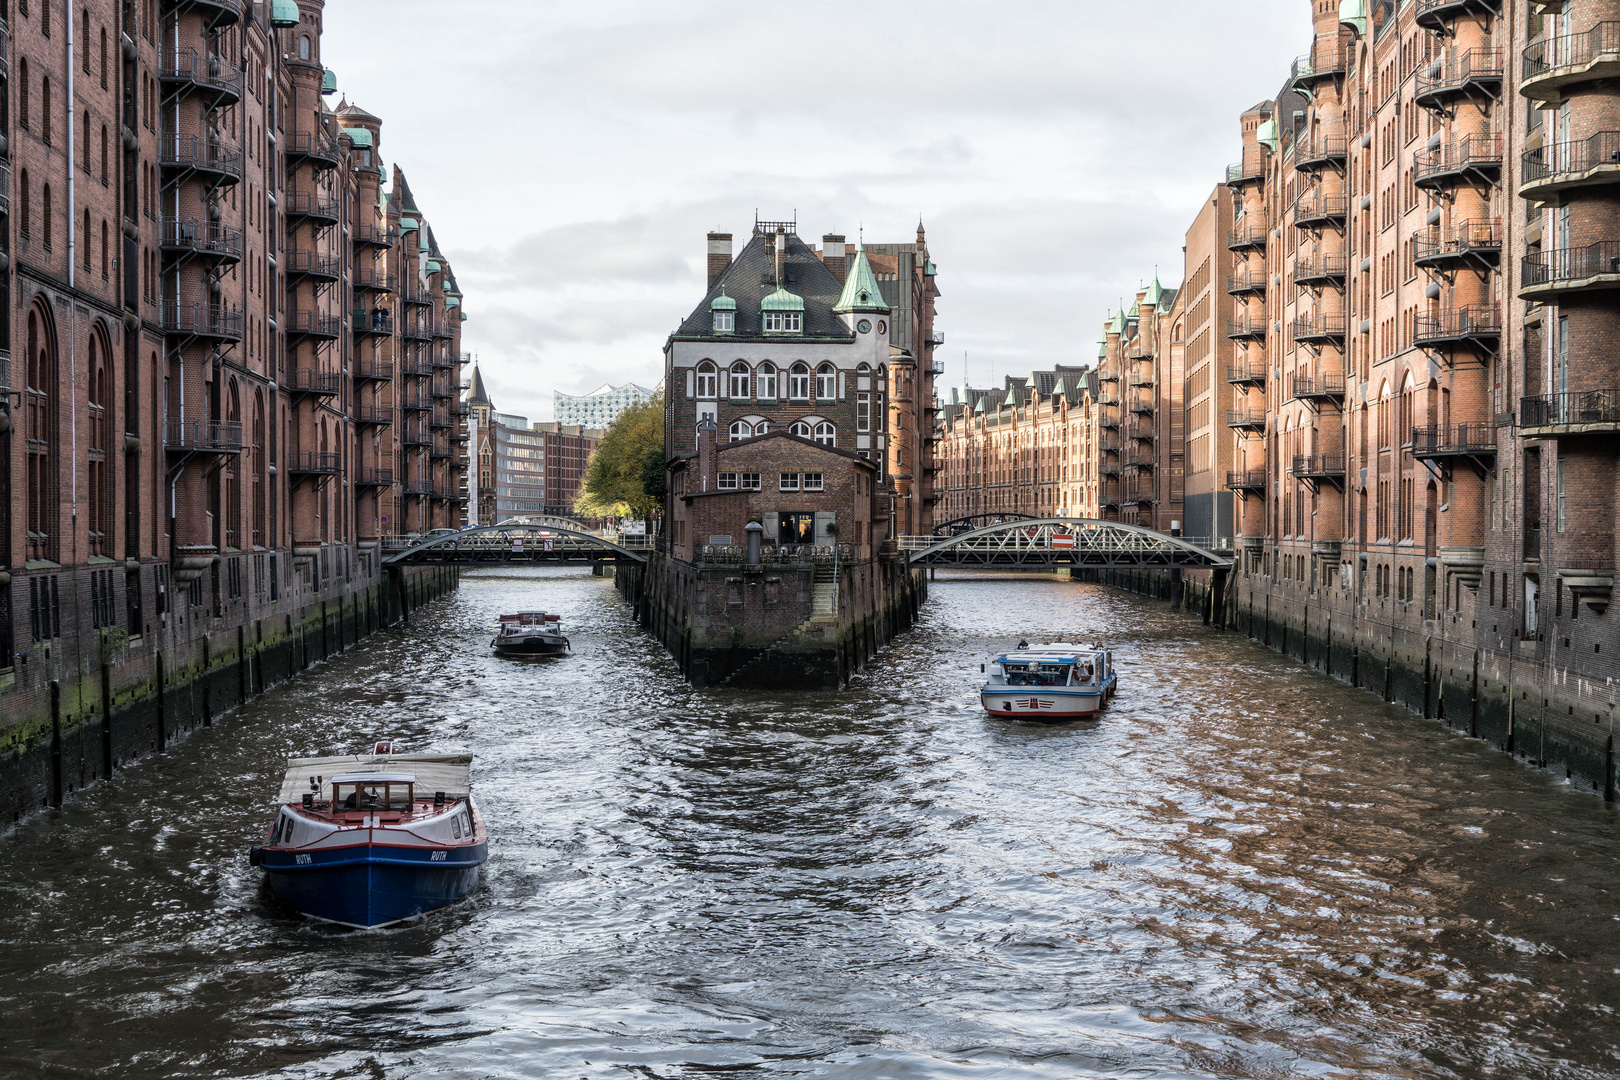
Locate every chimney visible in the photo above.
<box><xmin>774</xmin><ymin>229</ymin><xmax>787</xmax><ymax>288</ymax></box>
<box><xmin>822</xmin><ymin>234</ymin><xmax>847</xmax><ymax>282</ymax></box>
<box><xmin>706</xmin><ymin>233</ymin><xmax>732</xmax><ymax>289</ymax></box>
<box><xmin>697</xmin><ymin>417</ymin><xmax>717</xmax><ymax>491</ymax></box>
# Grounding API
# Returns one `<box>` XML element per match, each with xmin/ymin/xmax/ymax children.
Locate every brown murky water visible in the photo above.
<box><xmin>0</xmin><ymin>567</ymin><xmax>1617</xmax><ymax>1079</ymax></box>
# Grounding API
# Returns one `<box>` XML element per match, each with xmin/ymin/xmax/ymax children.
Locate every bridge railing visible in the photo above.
<box><xmin>696</xmin><ymin>543</ymin><xmax>853</xmax><ymax>566</ymax></box>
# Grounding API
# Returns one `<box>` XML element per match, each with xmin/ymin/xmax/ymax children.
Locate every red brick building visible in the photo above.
<box><xmin>2</xmin><ymin>0</ymin><xmax>467</xmax><ymax>823</ymax></box>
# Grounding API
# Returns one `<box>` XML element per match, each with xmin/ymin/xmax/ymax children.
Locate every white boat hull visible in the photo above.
<box><xmin>980</xmin><ymin>684</ymin><xmax>1109</xmax><ymax>720</ymax></box>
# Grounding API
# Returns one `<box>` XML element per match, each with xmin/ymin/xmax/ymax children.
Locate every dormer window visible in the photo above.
<box><xmin>713</xmin><ymin>309</ymin><xmax>734</xmax><ymax>333</ymax></box>
<box><xmin>763</xmin><ymin>311</ymin><xmax>801</xmax><ymax>333</ymax></box>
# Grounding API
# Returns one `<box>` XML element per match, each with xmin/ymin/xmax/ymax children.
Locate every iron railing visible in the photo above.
<box><xmin>353</xmin><ymin>309</ymin><xmax>394</xmax><ymax>334</ymax></box>
<box><xmin>1295</xmin><ymin>129</ymin><xmax>1348</xmax><ymax>167</ymax></box>
<box><xmin>1227</xmin><ymin>268</ymin><xmax>1267</xmax><ymax>294</ymax></box>
<box><xmin>1415</xmin><ymin>48</ymin><xmax>1503</xmax><ymax>103</ymax></box>
<box><xmin>284</xmin><ymin>130</ymin><xmax>339</xmax><ymax>164</ymax></box>
<box><xmin>1228</xmin><ymin>221</ymin><xmax>1269</xmax><ymax>250</ymax></box>
<box><xmin>1226</xmin><ymin>149</ymin><xmax>1267</xmax><ymax>185</ymax></box>
<box><xmin>1295</xmin><ymin>190</ymin><xmax>1349</xmax><ymax>224</ymax></box>
<box><xmin>1227</xmin><ymin>361</ymin><xmax>1268</xmax><ymax>385</ymax></box>
<box><xmin>286</xmin><ymin>369</ymin><xmax>342</xmax><ymax>396</ymax></box>
<box><xmin>160</xmin><ymin>217</ymin><xmax>243</xmax><ymax>258</ymax></box>
<box><xmin>1522</xmin><ymin>241</ymin><xmax>1620</xmax><ymax>289</ymax></box>
<box><xmin>289</xmin><ymin>452</ymin><xmax>342</xmax><ymax>474</ymax></box>
<box><xmin>1521</xmin><ymin>389</ymin><xmax>1620</xmax><ymax>428</ymax></box>
<box><xmin>158</xmin><ymin>47</ymin><xmax>244</xmax><ymax>98</ymax></box>
<box><xmin>1226</xmin><ymin>469</ymin><xmax>1268</xmax><ymax>491</ymax></box>
<box><xmin>1293</xmin><ymin>372</ymin><xmax>1348</xmax><ymax>400</ymax></box>
<box><xmin>1290</xmin><ymin>32</ymin><xmax>1351</xmax><ymax>88</ymax></box>
<box><xmin>1291</xmin><ymin>453</ymin><xmax>1347</xmax><ymax>478</ymax></box>
<box><xmin>283</xmin><ymin>191</ymin><xmax>340</xmax><ymax>220</ymax></box>
<box><xmin>1413</xmin><ymin>220</ymin><xmax>1501</xmax><ymax>264</ymax></box>
<box><xmin>1412</xmin><ymin>423</ymin><xmax>1498</xmax><ymax>455</ymax></box>
<box><xmin>1523</xmin><ymin>21</ymin><xmax>1620</xmax><ymax>83</ymax></box>
<box><xmin>353</xmin><ymin>223</ymin><xmax>397</xmax><ymax>247</ymax></box>
<box><xmin>1294</xmin><ymin>252</ymin><xmax>1348</xmax><ymax>283</ymax></box>
<box><xmin>1226</xmin><ymin>409</ymin><xmax>1267</xmax><ymax>429</ymax></box>
<box><xmin>284</xmin><ymin>250</ymin><xmax>340</xmax><ymax>278</ymax></box>
<box><xmin>353</xmin><ymin>268</ymin><xmax>396</xmax><ymax>291</ymax></box>
<box><xmin>1229</xmin><ymin>317</ymin><xmax>1268</xmax><ymax>339</ymax></box>
<box><xmin>163</xmin><ymin>301</ymin><xmax>243</xmax><ymax>339</ymax></box>
<box><xmin>1292</xmin><ymin>313</ymin><xmax>1347</xmax><ymax>343</ymax></box>
<box><xmin>159</xmin><ymin>133</ymin><xmax>243</xmax><ymax>179</ymax></box>
<box><xmin>165</xmin><ymin>419</ymin><xmax>243</xmax><ymax>452</ymax></box>
<box><xmin>1415</xmin><ymin>133</ymin><xmax>1503</xmax><ymax>184</ymax></box>
<box><xmin>1414</xmin><ymin>304</ymin><xmax>1502</xmax><ymax>344</ymax></box>
<box><xmin>1523</xmin><ymin>130</ymin><xmax>1620</xmax><ymax>186</ymax></box>
<box><xmin>353</xmin><ymin>403</ymin><xmax>393</xmax><ymax>425</ymax></box>
<box><xmin>285</xmin><ymin>310</ymin><xmax>342</xmax><ymax>337</ymax></box>
<box><xmin>355</xmin><ymin>468</ymin><xmax>394</xmax><ymax>486</ymax></box>
<box><xmin>354</xmin><ymin>360</ymin><xmax>394</xmax><ymax>381</ymax></box>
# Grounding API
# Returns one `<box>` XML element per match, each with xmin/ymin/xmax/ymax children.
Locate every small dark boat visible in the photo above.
<box><xmin>492</xmin><ymin>611</ymin><xmax>570</xmax><ymax>656</ymax></box>
<box><xmin>250</xmin><ymin>747</ymin><xmax>488</xmax><ymax>928</ymax></box>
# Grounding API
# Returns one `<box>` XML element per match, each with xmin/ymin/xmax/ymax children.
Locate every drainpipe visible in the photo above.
<box><xmin>67</xmin><ymin>0</ymin><xmax>80</xmax><ymax>564</ymax></box>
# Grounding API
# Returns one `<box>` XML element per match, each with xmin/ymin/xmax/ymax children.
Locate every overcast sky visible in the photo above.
<box><xmin>325</xmin><ymin>0</ymin><xmax>1312</xmax><ymax>423</ymax></box>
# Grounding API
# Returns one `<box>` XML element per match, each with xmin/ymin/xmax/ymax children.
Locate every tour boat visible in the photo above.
<box><xmin>491</xmin><ymin>612</ymin><xmax>570</xmax><ymax>657</ymax></box>
<box><xmin>980</xmin><ymin>643</ymin><xmax>1118</xmax><ymax>721</ymax></box>
<box><xmin>250</xmin><ymin>745</ymin><xmax>488</xmax><ymax>929</ymax></box>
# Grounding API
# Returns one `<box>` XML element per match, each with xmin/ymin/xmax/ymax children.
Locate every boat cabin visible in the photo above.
<box><xmin>329</xmin><ymin>771</ymin><xmax>417</xmax><ymax>817</ymax></box>
<box><xmin>997</xmin><ymin>659</ymin><xmax>1095</xmax><ymax>686</ymax></box>
<box><xmin>499</xmin><ymin>612</ymin><xmax>559</xmax><ymax>628</ymax></box>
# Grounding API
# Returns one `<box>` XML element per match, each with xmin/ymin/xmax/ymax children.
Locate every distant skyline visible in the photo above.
<box><xmin>325</xmin><ymin>0</ymin><xmax>1312</xmax><ymax>421</ymax></box>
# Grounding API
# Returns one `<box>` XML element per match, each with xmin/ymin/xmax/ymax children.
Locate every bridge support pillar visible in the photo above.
<box><xmin>1170</xmin><ymin>569</ymin><xmax>1183</xmax><ymax>610</ymax></box>
<box><xmin>1208</xmin><ymin>568</ymin><xmax>1229</xmax><ymax>628</ymax></box>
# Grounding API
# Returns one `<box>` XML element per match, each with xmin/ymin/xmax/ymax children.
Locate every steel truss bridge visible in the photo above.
<box><xmin>381</xmin><ymin>523</ymin><xmax>650</xmax><ymax>567</ymax></box>
<box><xmin>900</xmin><ymin>518</ymin><xmax>1232</xmax><ymax>570</ymax></box>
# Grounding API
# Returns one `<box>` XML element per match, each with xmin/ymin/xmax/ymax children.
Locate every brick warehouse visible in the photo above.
<box><xmin>930</xmin><ymin>0</ymin><xmax>1620</xmax><ymax>801</ymax></box>
<box><xmin>1</xmin><ymin>0</ymin><xmax>469</xmax><ymax>827</ymax></box>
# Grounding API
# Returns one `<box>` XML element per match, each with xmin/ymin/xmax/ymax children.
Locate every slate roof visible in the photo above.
<box><xmin>465</xmin><ymin>365</ymin><xmax>492</xmax><ymax>406</ymax></box>
<box><xmin>674</xmin><ymin>230</ymin><xmax>856</xmax><ymax>341</ymax></box>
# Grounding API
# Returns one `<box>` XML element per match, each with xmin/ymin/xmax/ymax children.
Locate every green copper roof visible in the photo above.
<box><xmin>1143</xmin><ymin>275</ymin><xmax>1164</xmax><ymax>309</ymax></box>
<box><xmin>1339</xmin><ymin>0</ymin><xmax>1368</xmax><ymax>36</ymax></box>
<box><xmin>460</xmin><ymin>311</ymin><xmax>468</xmax><ymax>322</ymax></box>
<box><xmin>425</xmin><ymin>260</ymin><xmax>442</xmax><ymax>273</ymax></box>
<box><xmin>974</xmin><ymin>396</ymin><xmax>986</xmax><ymax>413</ymax></box>
<box><xmin>270</xmin><ymin>0</ymin><xmax>299</xmax><ymax>28</ymax></box>
<box><xmin>833</xmin><ymin>244</ymin><xmax>892</xmax><ymax>314</ymax></box>
<box><xmin>1097</xmin><ymin>338</ymin><xmax>1108</xmax><ymax>359</ymax></box>
<box><xmin>1051</xmin><ymin>377</ymin><xmax>1067</xmax><ymax>397</ymax></box>
<box><xmin>923</xmin><ymin>260</ymin><xmax>937</xmax><ymax>276</ymax></box>
<box><xmin>342</xmin><ymin>126</ymin><xmax>373</xmax><ymax>148</ymax></box>
<box><xmin>1257</xmin><ymin>119</ymin><xmax>1279</xmax><ymax>153</ymax></box>
<box><xmin>321</xmin><ymin>69</ymin><xmax>337</xmax><ymax>95</ymax></box>
<box><xmin>1108</xmin><ymin>309</ymin><xmax>1126</xmax><ymax>334</ymax></box>
<box><xmin>446</xmin><ymin>296</ymin><xmax>460</xmax><ymax>309</ymax></box>
<box><xmin>399</xmin><ymin>217</ymin><xmax>419</xmax><ymax>232</ymax></box>
<box><xmin>710</xmin><ymin>288</ymin><xmax>736</xmax><ymax>311</ymax></box>
<box><xmin>760</xmin><ymin>287</ymin><xmax>804</xmax><ymax>312</ymax></box>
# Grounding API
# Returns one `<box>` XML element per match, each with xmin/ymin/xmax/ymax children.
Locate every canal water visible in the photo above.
<box><xmin>1</xmin><ymin>568</ymin><xmax>1618</xmax><ymax>1080</ymax></box>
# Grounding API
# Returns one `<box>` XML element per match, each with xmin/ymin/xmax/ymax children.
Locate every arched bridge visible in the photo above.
<box><xmin>931</xmin><ymin>512</ymin><xmax>1036</xmax><ymax>537</ymax></box>
<box><xmin>900</xmin><ymin>519</ymin><xmax>1233</xmax><ymax>569</ymax></box>
<box><xmin>381</xmin><ymin>524</ymin><xmax>649</xmax><ymax>566</ymax></box>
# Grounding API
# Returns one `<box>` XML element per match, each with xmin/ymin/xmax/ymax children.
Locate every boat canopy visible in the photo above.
<box><xmin>276</xmin><ymin>752</ymin><xmax>472</xmax><ymax>804</ymax></box>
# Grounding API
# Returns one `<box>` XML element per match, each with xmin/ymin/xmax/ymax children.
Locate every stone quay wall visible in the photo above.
<box><xmin>1</xmin><ymin>562</ymin><xmax>459</xmax><ymax>833</ymax></box>
<box><xmin>617</xmin><ymin>553</ymin><xmax>925</xmax><ymax>690</ymax></box>
<box><xmin>1123</xmin><ymin>567</ymin><xmax>1618</xmax><ymax>805</ymax></box>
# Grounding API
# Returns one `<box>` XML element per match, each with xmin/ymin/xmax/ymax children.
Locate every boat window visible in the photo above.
<box><xmin>336</xmin><ymin>781</ymin><xmax>415</xmax><ymax>812</ymax></box>
<box><xmin>452</xmin><ymin>814</ymin><xmax>462</xmax><ymax>839</ymax></box>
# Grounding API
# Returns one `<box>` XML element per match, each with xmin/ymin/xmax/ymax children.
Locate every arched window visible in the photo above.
<box><xmin>252</xmin><ymin>391</ymin><xmax>266</xmax><ymax>546</ymax></box>
<box><xmin>754</xmin><ymin>420</ymin><xmax>770</xmax><ymax>436</ymax></box>
<box><xmin>26</xmin><ymin>305</ymin><xmax>60</xmax><ymax>563</ymax></box>
<box><xmin>42</xmin><ymin>76</ymin><xmax>52</xmax><ymax>145</ymax></box>
<box><xmin>82</xmin><ymin>110</ymin><xmax>90</xmax><ymax>170</ymax></box>
<box><xmin>695</xmin><ymin>361</ymin><xmax>717</xmax><ymax>398</ymax></box>
<box><xmin>814</xmin><ymin>422</ymin><xmax>835</xmax><ymax>446</ymax></box>
<box><xmin>19</xmin><ymin>169</ymin><xmax>30</xmax><ymax>236</ymax></box>
<box><xmin>789</xmin><ymin>363</ymin><xmax>810</xmax><ymax>401</ymax></box>
<box><xmin>729</xmin><ymin>420</ymin><xmax>752</xmax><ymax>442</ymax></box>
<box><xmin>101</xmin><ymin>219</ymin><xmax>109</xmax><ymax>277</ymax></box>
<box><xmin>816</xmin><ymin>363</ymin><xmax>836</xmax><ymax>401</ymax></box>
<box><xmin>226</xmin><ymin>381</ymin><xmax>242</xmax><ymax>550</ymax></box>
<box><xmin>100</xmin><ymin>124</ymin><xmax>108</xmax><ymax>184</ymax></box>
<box><xmin>790</xmin><ymin>420</ymin><xmax>811</xmax><ymax>438</ymax></box>
<box><xmin>19</xmin><ymin>58</ymin><xmax>29</xmax><ymax>130</ymax></box>
<box><xmin>299</xmin><ymin>35</ymin><xmax>311</xmax><ymax>61</ymax></box>
<box><xmin>728</xmin><ymin>361</ymin><xmax>750</xmax><ymax>400</ymax></box>
<box><xmin>83</xmin><ymin>209</ymin><xmax>91</xmax><ymax>269</ymax></box>
<box><xmin>86</xmin><ymin>333</ymin><xmax>109</xmax><ymax>556</ymax></box>
<box><xmin>42</xmin><ymin>184</ymin><xmax>53</xmax><ymax>249</ymax></box>
<box><xmin>100</xmin><ymin>26</ymin><xmax>108</xmax><ymax>88</ymax></box>
<box><xmin>756</xmin><ymin>362</ymin><xmax>777</xmax><ymax>400</ymax></box>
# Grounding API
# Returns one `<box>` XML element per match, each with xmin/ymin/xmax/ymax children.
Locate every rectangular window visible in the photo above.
<box><xmin>717</xmin><ymin>472</ymin><xmax>739</xmax><ymax>490</ymax></box>
<box><xmin>857</xmin><ymin>392</ymin><xmax>870</xmax><ymax>432</ymax></box>
<box><xmin>739</xmin><ymin>472</ymin><xmax>761</xmax><ymax>490</ymax></box>
<box><xmin>713</xmin><ymin>311</ymin><xmax>733</xmax><ymax>332</ymax></box>
<box><xmin>802</xmin><ymin>472</ymin><xmax>824</xmax><ymax>492</ymax></box>
<box><xmin>779</xmin><ymin>472</ymin><xmax>800</xmax><ymax>492</ymax></box>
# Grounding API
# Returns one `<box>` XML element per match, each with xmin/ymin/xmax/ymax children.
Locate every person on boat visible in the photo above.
<box><xmin>1017</xmin><ymin>638</ymin><xmax>1029</xmax><ymax>650</ymax></box>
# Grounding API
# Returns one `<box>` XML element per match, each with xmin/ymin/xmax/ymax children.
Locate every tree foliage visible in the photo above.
<box><xmin>580</xmin><ymin>392</ymin><xmax>664</xmax><ymax>519</ymax></box>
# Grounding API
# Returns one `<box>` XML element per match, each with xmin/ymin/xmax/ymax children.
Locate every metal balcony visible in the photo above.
<box><xmin>1412</xmin><ymin>423</ymin><xmax>1497</xmax><ymax>475</ymax></box>
<box><xmin>159</xmin><ymin>134</ymin><xmax>243</xmax><ymax>184</ymax></box>
<box><xmin>163</xmin><ymin>301</ymin><xmax>243</xmax><ymax>341</ymax></box>
<box><xmin>1520</xmin><ymin>241</ymin><xmax>1620</xmax><ymax>300</ymax></box>
<box><xmin>284</xmin><ymin>130</ymin><xmax>340</xmax><ymax>169</ymax></box>
<box><xmin>1414</xmin><ymin>49</ymin><xmax>1504</xmax><ymax>112</ymax></box>
<box><xmin>1521</xmin><ymin>130</ymin><xmax>1620</xmax><ymax>204</ymax></box>
<box><xmin>1293</xmin><ymin>373</ymin><xmax>1347</xmax><ymax>409</ymax></box>
<box><xmin>1416</xmin><ymin>0</ymin><xmax>1502</xmax><ymax>32</ymax></box>
<box><xmin>1228</xmin><ymin>221</ymin><xmax>1269</xmax><ymax>252</ymax></box>
<box><xmin>1415</xmin><ymin>133</ymin><xmax>1503</xmax><ymax>189</ymax></box>
<box><xmin>353</xmin><ymin>223</ymin><xmax>398</xmax><ymax>249</ymax></box>
<box><xmin>400</xmin><ymin>319</ymin><xmax>433</xmax><ymax>341</ymax></box>
<box><xmin>1226</xmin><ymin>409</ymin><xmax>1267</xmax><ymax>433</ymax></box>
<box><xmin>1293</xmin><ymin>252</ymin><xmax>1347</xmax><ymax>287</ymax></box>
<box><xmin>284</xmin><ymin>250</ymin><xmax>340</xmax><ymax>281</ymax></box>
<box><xmin>353</xmin><ymin>403</ymin><xmax>393</xmax><ymax>426</ymax></box>
<box><xmin>352</xmin><ymin>309</ymin><xmax>395</xmax><ymax>337</ymax></box>
<box><xmin>399</xmin><ymin>357</ymin><xmax>434</xmax><ymax>377</ymax></box>
<box><xmin>1226</xmin><ymin>151</ymin><xmax>1267</xmax><ymax>187</ymax></box>
<box><xmin>1295</xmin><ymin>191</ymin><xmax>1348</xmax><ymax>229</ymax></box>
<box><xmin>1128</xmin><ymin>373</ymin><xmax>1155</xmax><ymax>389</ymax></box>
<box><xmin>1227</xmin><ymin>361</ymin><xmax>1267</xmax><ymax>388</ymax></box>
<box><xmin>1522</xmin><ymin>21</ymin><xmax>1620</xmax><ymax>104</ymax></box>
<box><xmin>1227</xmin><ymin>269</ymin><xmax>1267</xmax><ymax>297</ymax></box>
<box><xmin>1294</xmin><ymin>130</ymin><xmax>1348</xmax><ymax>172</ymax></box>
<box><xmin>176</xmin><ymin>0</ymin><xmax>242</xmax><ymax>29</ymax></box>
<box><xmin>288</xmin><ymin>451</ymin><xmax>342</xmax><ymax>476</ymax></box>
<box><xmin>1124</xmin><ymin>453</ymin><xmax>1156</xmax><ymax>472</ymax></box>
<box><xmin>1413</xmin><ymin>221</ymin><xmax>1502</xmax><ymax>271</ymax></box>
<box><xmin>284</xmin><ymin>191</ymin><xmax>341</xmax><ymax>225</ymax></box>
<box><xmin>1290</xmin><ymin>453</ymin><xmax>1347</xmax><ymax>489</ymax></box>
<box><xmin>401</xmin><ymin>429</ymin><xmax>431</xmax><ymax>448</ymax></box>
<box><xmin>286</xmin><ymin>369</ymin><xmax>342</xmax><ymax>398</ymax></box>
<box><xmin>399</xmin><ymin>287</ymin><xmax>434</xmax><ymax>306</ymax></box>
<box><xmin>1289</xmin><ymin>32</ymin><xmax>1351</xmax><ymax>93</ymax></box>
<box><xmin>158</xmin><ymin>47</ymin><xmax>244</xmax><ymax>105</ymax></box>
<box><xmin>164</xmin><ymin>419</ymin><xmax>242</xmax><ymax>454</ymax></box>
<box><xmin>1228</xmin><ymin>317</ymin><xmax>1268</xmax><ymax>341</ymax></box>
<box><xmin>284</xmin><ymin>310</ymin><xmax>342</xmax><ymax>339</ymax></box>
<box><xmin>354</xmin><ymin>267</ymin><xmax>396</xmax><ymax>292</ymax></box>
<box><xmin>432</xmin><ymin>320</ymin><xmax>454</xmax><ymax>340</ymax></box>
<box><xmin>1225</xmin><ymin>469</ymin><xmax>1267</xmax><ymax>495</ymax></box>
<box><xmin>1291</xmin><ymin>314</ymin><xmax>1346</xmax><ymax>346</ymax></box>
<box><xmin>160</xmin><ymin>218</ymin><xmax>243</xmax><ymax>263</ymax></box>
<box><xmin>1129</xmin><ymin>396</ymin><xmax>1155</xmax><ymax>416</ymax></box>
<box><xmin>400</xmin><ymin>395</ymin><xmax>432</xmax><ymax>412</ymax></box>
<box><xmin>354</xmin><ymin>360</ymin><xmax>394</xmax><ymax>382</ymax></box>
<box><xmin>1521</xmin><ymin>388</ymin><xmax>1620</xmax><ymax>436</ymax></box>
<box><xmin>355</xmin><ymin>468</ymin><xmax>394</xmax><ymax>487</ymax></box>
<box><xmin>1413</xmin><ymin>304</ymin><xmax>1502</xmax><ymax>352</ymax></box>
<box><xmin>432</xmin><ymin>351</ymin><xmax>456</xmax><ymax>368</ymax></box>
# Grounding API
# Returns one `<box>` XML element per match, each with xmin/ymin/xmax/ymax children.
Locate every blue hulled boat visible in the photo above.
<box><xmin>251</xmin><ymin>749</ymin><xmax>488</xmax><ymax>928</ymax></box>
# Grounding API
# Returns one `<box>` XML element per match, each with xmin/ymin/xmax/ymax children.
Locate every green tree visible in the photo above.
<box><xmin>580</xmin><ymin>392</ymin><xmax>664</xmax><ymax>519</ymax></box>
